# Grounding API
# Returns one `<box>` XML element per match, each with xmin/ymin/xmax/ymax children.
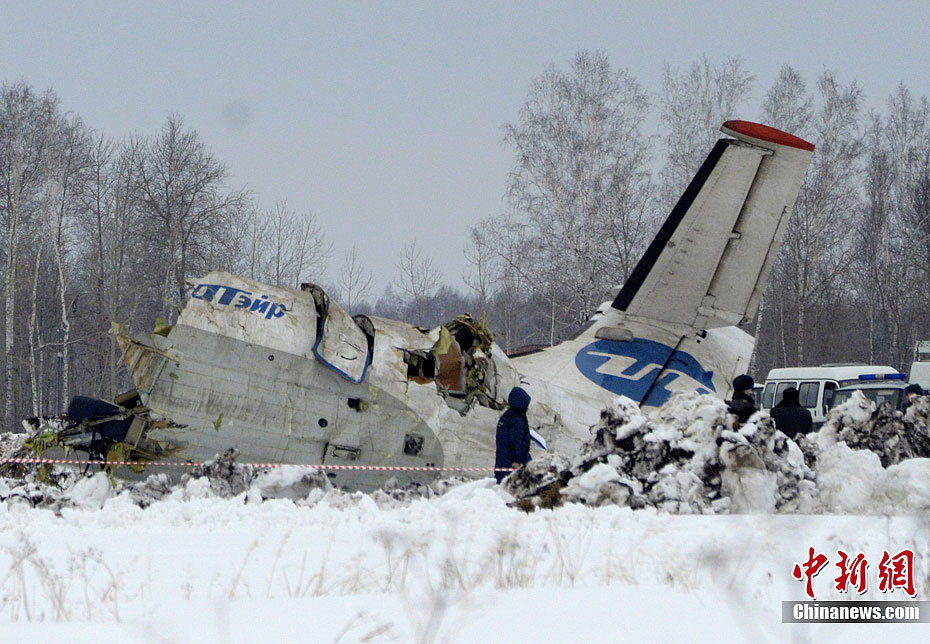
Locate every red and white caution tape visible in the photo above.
<box><xmin>0</xmin><ymin>456</ymin><xmax>514</xmax><ymax>473</ymax></box>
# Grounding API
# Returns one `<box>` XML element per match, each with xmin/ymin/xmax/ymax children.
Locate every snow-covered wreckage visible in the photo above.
<box><xmin>504</xmin><ymin>389</ymin><xmax>930</xmax><ymax>514</ymax></box>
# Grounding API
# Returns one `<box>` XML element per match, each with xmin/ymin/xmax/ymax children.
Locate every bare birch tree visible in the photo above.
<box><xmin>749</xmin><ymin>66</ymin><xmax>814</xmax><ymax>374</ymax></box>
<box><xmin>493</xmin><ymin>49</ymin><xmax>655</xmax><ymax>334</ymax></box>
<box><xmin>463</xmin><ymin>224</ymin><xmax>500</xmax><ymax>318</ymax></box>
<box><xmin>885</xmin><ymin>87</ymin><xmax>930</xmax><ymax>363</ymax></box>
<box><xmin>137</xmin><ymin>115</ymin><xmax>246</xmax><ymax>321</ymax></box>
<box><xmin>39</xmin><ymin>114</ymin><xmax>91</xmax><ymax>410</ymax></box>
<box><xmin>394</xmin><ymin>239</ymin><xmax>441</xmax><ymax>326</ymax></box>
<box><xmin>76</xmin><ymin>135</ymin><xmax>148</xmax><ymax>399</ymax></box>
<box><xmin>337</xmin><ymin>244</ymin><xmax>372</xmax><ymax>313</ymax></box>
<box><xmin>659</xmin><ymin>56</ymin><xmax>754</xmax><ymax>202</ymax></box>
<box><xmin>782</xmin><ymin>71</ymin><xmax>862</xmax><ymax>365</ymax></box>
<box><xmin>0</xmin><ymin>82</ymin><xmax>59</xmax><ymax>424</ymax></box>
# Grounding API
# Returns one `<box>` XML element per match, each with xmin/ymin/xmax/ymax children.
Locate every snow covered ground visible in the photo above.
<box><xmin>2</xmin><ymin>393</ymin><xmax>930</xmax><ymax>643</ymax></box>
<box><xmin>1</xmin><ymin>479</ymin><xmax>928</xmax><ymax>643</ymax></box>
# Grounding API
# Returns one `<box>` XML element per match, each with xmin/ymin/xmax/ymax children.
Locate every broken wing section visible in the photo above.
<box><xmin>612</xmin><ymin>121</ymin><xmax>814</xmax><ymax>330</ymax></box>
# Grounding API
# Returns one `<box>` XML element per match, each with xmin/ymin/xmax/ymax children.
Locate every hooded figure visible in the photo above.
<box><xmin>727</xmin><ymin>374</ymin><xmax>757</xmax><ymax>424</ymax></box>
<box><xmin>771</xmin><ymin>386</ymin><xmax>813</xmax><ymax>438</ymax></box>
<box><xmin>495</xmin><ymin>387</ymin><xmax>531</xmax><ymax>483</ymax></box>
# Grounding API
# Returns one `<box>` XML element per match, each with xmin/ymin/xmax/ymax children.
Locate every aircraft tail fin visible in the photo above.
<box><xmin>612</xmin><ymin>121</ymin><xmax>815</xmax><ymax>330</ymax></box>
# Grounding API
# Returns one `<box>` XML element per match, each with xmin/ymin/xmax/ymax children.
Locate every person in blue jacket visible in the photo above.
<box><xmin>495</xmin><ymin>386</ymin><xmax>532</xmax><ymax>483</ymax></box>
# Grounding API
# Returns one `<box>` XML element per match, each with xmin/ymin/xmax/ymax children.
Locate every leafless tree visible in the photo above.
<box><xmin>251</xmin><ymin>201</ymin><xmax>330</xmax><ymax>288</ymax></box>
<box><xmin>137</xmin><ymin>115</ymin><xmax>247</xmax><ymax>321</ymax></box>
<box><xmin>659</xmin><ymin>56</ymin><xmax>754</xmax><ymax>202</ymax></box>
<box><xmin>0</xmin><ymin>81</ymin><xmax>59</xmax><ymax>424</ymax></box>
<box><xmin>75</xmin><ymin>135</ymin><xmax>148</xmax><ymax>399</ymax></box>
<box><xmin>338</xmin><ymin>245</ymin><xmax>372</xmax><ymax>313</ymax></box>
<box><xmin>39</xmin><ymin>113</ymin><xmax>91</xmax><ymax>410</ymax></box>
<box><xmin>749</xmin><ymin>66</ymin><xmax>814</xmax><ymax>374</ymax></box>
<box><xmin>265</xmin><ymin>201</ymin><xmax>298</xmax><ymax>287</ymax></box>
<box><xmin>287</xmin><ymin>209</ymin><xmax>330</xmax><ymax>287</ymax></box>
<box><xmin>785</xmin><ymin>71</ymin><xmax>862</xmax><ymax>365</ymax></box>
<box><xmin>394</xmin><ymin>239</ymin><xmax>441</xmax><ymax>326</ymax></box>
<box><xmin>493</xmin><ymin>49</ymin><xmax>656</xmax><ymax>334</ymax></box>
<box><xmin>463</xmin><ymin>224</ymin><xmax>500</xmax><ymax>317</ymax></box>
<box><xmin>884</xmin><ymin>86</ymin><xmax>930</xmax><ymax>364</ymax></box>
<box><xmin>856</xmin><ymin>114</ymin><xmax>901</xmax><ymax>363</ymax></box>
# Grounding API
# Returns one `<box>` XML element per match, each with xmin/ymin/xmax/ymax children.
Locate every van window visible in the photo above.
<box><xmin>762</xmin><ymin>383</ymin><xmax>775</xmax><ymax>409</ymax></box>
<box><xmin>774</xmin><ymin>381</ymin><xmax>797</xmax><ymax>407</ymax></box>
<box><xmin>823</xmin><ymin>382</ymin><xmax>837</xmax><ymax>409</ymax></box>
<box><xmin>798</xmin><ymin>381</ymin><xmax>820</xmax><ymax>408</ymax></box>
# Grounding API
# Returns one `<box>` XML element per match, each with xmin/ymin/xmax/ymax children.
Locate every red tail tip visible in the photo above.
<box><xmin>722</xmin><ymin>120</ymin><xmax>815</xmax><ymax>152</ymax></box>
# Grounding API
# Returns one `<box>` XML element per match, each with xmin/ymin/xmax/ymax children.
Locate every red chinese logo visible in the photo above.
<box><xmin>792</xmin><ymin>547</ymin><xmax>917</xmax><ymax>599</ymax></box>
<box><xmin>877</xmin><ymin>549</ymin><xmax>916</xmax><ymax>597</ymax></box>
<box><xmin>834</xmin><ymin>550</ymin><xmax>868</xmax><ymax>595</ymax></box>
<box><xmin>792</xmin><ymin>547</ymin><xmax>829</xmax><ymax>599</ymax></box>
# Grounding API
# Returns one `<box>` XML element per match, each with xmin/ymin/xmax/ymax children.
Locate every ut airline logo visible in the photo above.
<box><xmin>574</xmin><ymin>338</ymin><xmax>715</xmax><ymax>406</ymax></box>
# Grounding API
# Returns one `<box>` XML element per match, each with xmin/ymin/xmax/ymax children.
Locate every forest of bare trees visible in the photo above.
<box><xmin>3</xmin><ymin>51</ymin><xmax>930</xmax><ymax>428</ymax></box>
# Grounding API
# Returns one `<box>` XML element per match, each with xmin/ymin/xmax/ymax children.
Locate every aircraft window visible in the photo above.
<box><xmin>762</xmin><ymin>383</ymin><xmax>775</xmax><ymax>409</ymax></box>
<box><xmin>405</xmin><ymin>350</ymin><xmax>438</xmax><ymax>380</ymax></box>
<box><xmin>347</xmin><ymin>398</ymin><xmax>368</xmax><ymax>412</ymax></box>
<box><xmin>774</xmin><ymin>381</ymin><xmax>797</xmax><ymax>407</ymax></box>
<box><xmin>798</xmin><ymin>382</ymin><xmax>820</xmax><ymax>408</ymax></box>
<box><xmin>403</xmin><ymin>433</ymin><xmax>423</xmax><ymax>456</ymax></box>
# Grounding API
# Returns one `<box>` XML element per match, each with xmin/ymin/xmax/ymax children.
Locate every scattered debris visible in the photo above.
<box><xmin>505</xmin><ymin>392</ymin><xmax>815</xmax><ymax>514</ymax></box>
<box><xmin>3</xmin><ymin>395</ymin><xmax>183</xmax><ymax>481</ymax></box>
<box><xmin>251</xmin><ymin>466</ymin><xmax>333</xmax><ymax>502</ymax></box>
<box><xmin>801</xmin><ymin>391</ymin><xmax>930</xmax><ymax>468</ymax></box>
<box><xmin>0</xmin><ymin>444</ymin><xmax>477</xmax><ymax>514</ymax></box>
<box><xmin>122</xmin><ymin>473</ymin><xmax>176</xmax><ymax>509</ymax></box>
<box><xmin>180</xmin><ymin>448</ymin><xmax>255</xmax><ymax>497</ymax></box>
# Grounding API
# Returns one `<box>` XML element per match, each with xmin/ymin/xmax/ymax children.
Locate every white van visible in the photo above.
<box><xmin>908</xmin><ymin>340</ymin><xmax>930</xmax><ymax>390</ymax></box>
<box><xmin>761</xmin><ymin>364</ymin><xmax>902</xmax><ymax>426</ymax></box>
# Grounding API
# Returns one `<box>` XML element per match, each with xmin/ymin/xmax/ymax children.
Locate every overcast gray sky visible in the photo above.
<box><xmin>3</xmin><ymin>1</ymin><xmax>929</xmax><ymax>295</ymax></box>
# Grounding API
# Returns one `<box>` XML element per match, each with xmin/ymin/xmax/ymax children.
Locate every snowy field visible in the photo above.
<box><xmin>1</xmin><ymin>480</ymin><xmax>928</xmax><ymax>643</ymax></box>
<box><xmin>2</xmin><ymin>392</ymin><xmax>930</xmax><ymax>643</ymax></box>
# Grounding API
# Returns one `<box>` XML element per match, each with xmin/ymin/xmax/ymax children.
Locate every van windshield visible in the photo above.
<box><xmin>830</xmin><ymin>387</ymin><xmax>905</xmax><ymax>412</ymax></box>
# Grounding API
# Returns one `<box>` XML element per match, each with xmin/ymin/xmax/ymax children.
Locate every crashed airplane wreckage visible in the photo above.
<box><xmin>13</xmin><ymin>121</ymin><xmax>815</xmax><ymax>491</ymax></box>
<box><xmin>19</xmin><ymin>275</ymin><xmax>551</xmax><ymax>491</ymax></box>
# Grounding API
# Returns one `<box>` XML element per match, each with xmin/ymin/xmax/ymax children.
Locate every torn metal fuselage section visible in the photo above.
<box><xmin>108</xmin><ymin>271</ymin><xmax>571</xmax><ymax>491</ymax></box>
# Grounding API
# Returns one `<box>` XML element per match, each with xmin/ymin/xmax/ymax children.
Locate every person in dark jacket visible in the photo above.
<box><xmin>771</xmin><ymin>386</ymin><xmax>813</xmax><ymax>438</ymax></box>
<box><xmin>727</xmin><ymin>374</ymin><xmax>757</xmax><ymax>423</ymax></box>
<box><xmin>495</xmin><ymin>387</ymin><xmax>532</xmax><ymax>483</ymax></box>
<box><xmin>905</xmin><ymin>383</ymin><xmax>925</xmax><ymax>408</ymax></box>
